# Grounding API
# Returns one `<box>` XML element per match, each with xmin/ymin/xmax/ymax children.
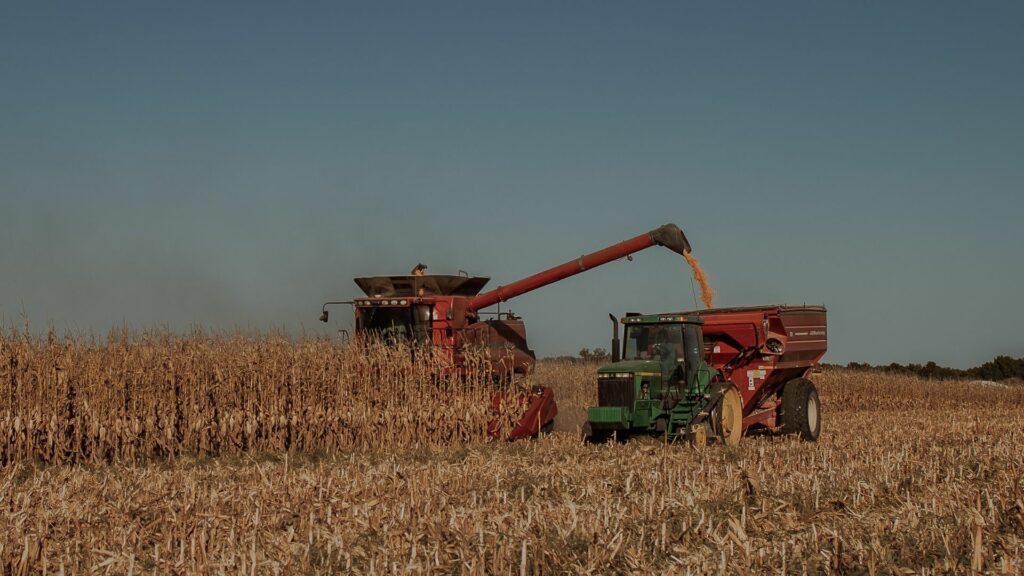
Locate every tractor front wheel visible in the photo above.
<box><xmin>781</xmin><ymin>378</ymin><xmax>821</xmax><ymax>441</ymax></box>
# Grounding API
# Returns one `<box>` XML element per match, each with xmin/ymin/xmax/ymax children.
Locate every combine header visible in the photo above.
<box><xmin>321</xmin><ymin>224</ymin><xmax>692</xmax><ymax>440</ymax></box>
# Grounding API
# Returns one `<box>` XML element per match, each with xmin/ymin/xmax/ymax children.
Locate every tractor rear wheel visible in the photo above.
<box><xmin>714</xmin><ymin>385</ymin><xmax>743</xmax><ymax>447</ymax></box>
<box><xmin>781</xmin><ymin>378</ymin><xmax>821</xmax><ymax>441</ymax></box>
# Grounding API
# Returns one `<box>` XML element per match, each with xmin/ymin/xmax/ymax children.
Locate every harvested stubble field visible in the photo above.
<box><xmin>2</xmin><ymin>333</ymin><xmax>1023</xmax><ymax>574</ymax></box>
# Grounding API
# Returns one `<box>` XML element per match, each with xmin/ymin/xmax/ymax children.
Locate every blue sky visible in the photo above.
<box><xmin>1</xmin><ymin>2</ymin><xmax>1021</xmax><ymax>367</ymax></box>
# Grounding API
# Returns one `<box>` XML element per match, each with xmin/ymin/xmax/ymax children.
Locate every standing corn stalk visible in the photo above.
<box><xmin>0</xmin><ymin>329</ymin><xmax>502</xmax><ymax>463</ymax></box>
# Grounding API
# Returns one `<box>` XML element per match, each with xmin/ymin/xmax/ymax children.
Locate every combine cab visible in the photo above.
<box><xmin>585</xmin><ymin>305</ymin><xmax>827</xmax><ymax>445</ymax></box>
<box><xmin>321</xmin><ymin>224</ymin><xmax>693</xmax><ymax>440</ymax></box>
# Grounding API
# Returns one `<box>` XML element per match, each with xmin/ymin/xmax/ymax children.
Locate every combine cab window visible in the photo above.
<box><xmin>359</xmin><ymin>305</ymin><xmax>432</xmax><ymax>344</ymax></box>
<box><xmin>624</xmin><ymin>324</ymin><xmax>686</xmax><ymax>383</ymax></box>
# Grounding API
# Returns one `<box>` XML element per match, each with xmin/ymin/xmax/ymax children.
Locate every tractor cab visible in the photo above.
<box><xmin>620</xmin><ymin>318</ymin><xmax>704</xmax><ymax>386</ymax></box>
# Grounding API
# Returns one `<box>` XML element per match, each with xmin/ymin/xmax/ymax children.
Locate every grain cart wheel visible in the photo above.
<box><xmin>714</xmin><ymin>385</ymin><xmax>744</xmax><ymax>447</ymax></box>
<box><xmin>781</xmin><ymin>378</ymin><xmax>821</xmax><ymax>441</ymax></box>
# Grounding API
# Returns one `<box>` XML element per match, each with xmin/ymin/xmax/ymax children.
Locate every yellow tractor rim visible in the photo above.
<box><xmin>720</xmin><ymin>386</ymin><xmax>743</xmax><ymax>447</ymax></box>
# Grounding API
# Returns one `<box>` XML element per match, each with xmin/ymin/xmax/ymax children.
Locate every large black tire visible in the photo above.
<box><xmin>781</xmin><ymin>378</ymin><xmax>821</xmax><ymax>441</ymax></box>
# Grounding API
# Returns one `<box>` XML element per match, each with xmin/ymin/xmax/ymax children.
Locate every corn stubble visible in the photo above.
<box><xmin>2</xmin><ymin>333</ymin><xmax>1023</xmax><ymax>574</ymax></box>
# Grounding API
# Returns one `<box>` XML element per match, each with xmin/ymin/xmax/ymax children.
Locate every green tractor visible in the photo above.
<box><xmin>583</xmin><ymin>312</ymin><xmax>742</xmax><ymax>446</ymax></box>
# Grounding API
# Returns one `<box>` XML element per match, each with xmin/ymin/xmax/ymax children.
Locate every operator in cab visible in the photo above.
<box><xmin>658</xmin><ymin>327</ymin><xmax>686</xmax><ymax>385</ymax></box>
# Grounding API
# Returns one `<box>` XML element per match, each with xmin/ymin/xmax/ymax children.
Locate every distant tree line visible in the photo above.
<box><xmin>544</xmin><ymin>350</ymin><xmax>1024</xmax><ymax>381</ymax></box>
<box><xmin>543</xmin><ymin>347</ymin><xmax>611</xmax><ymax>363</ymax></box>
<box><xmin>825</xmin><ymin>355</ymin><xmax>1024</xmax><ymax>382</ymax></box>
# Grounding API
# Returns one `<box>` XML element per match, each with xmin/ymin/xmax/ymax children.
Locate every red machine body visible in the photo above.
<box><xmin>332</xmin><ymin>224</ymin><xmax>692</xmax><ymax>440</ymax></box>
<box><xmin>695</xmin><ymin>305</ymin><xmax>828</xmax><ymax>431</ymax></box>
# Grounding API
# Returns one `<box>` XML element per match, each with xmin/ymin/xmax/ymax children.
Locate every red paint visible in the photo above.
<box><xmin>488</xmin><ymin>387</ymin><xmax>558</xmax><ymax>440</ymax></box>
<box><xmin>470</xmin><ymin>231</ymin><xmax>662</xmax><ymax>312</ymax></box>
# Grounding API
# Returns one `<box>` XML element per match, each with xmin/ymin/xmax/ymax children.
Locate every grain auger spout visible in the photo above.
<box><xmin>467</xmin><ymin>223</ymin><xmax>692</xmax><ymax>312</ymax></box>
<box><xmin>649</xmin><ymin>223</ymin><xmax>691</xmax><ymax>257</ymax></box>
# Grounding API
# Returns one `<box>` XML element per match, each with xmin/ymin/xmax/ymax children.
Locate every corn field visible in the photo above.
<box><xmin>0</xmin><ymin>330</ymin><xmax>506</xmax><ymax>464</ymax></box>
<box><xmin>2</xmin><ymin>333</ymin><xmax>1023</xmax><ymax>574</ymax></box>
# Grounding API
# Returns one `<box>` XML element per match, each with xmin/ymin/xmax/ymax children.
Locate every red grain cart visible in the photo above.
<box><xmin>698</xmin><ymin>305</ymin><xmax>828</xmax><ymax>437</ymax></box>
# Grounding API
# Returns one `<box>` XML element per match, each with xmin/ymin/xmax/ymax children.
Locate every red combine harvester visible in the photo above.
<box><xmin>320</xmin><ymin>224</ymin><xmax>692</xmax><ymax>440</ymax></box>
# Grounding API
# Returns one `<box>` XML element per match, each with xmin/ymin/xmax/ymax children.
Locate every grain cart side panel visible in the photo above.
<box><xmin>775</xmin><ymin>307</ymin><xmax>828</xmax><ymax>368</ymax></box>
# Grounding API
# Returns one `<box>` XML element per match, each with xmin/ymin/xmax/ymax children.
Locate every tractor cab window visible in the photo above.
<box><xmin>359</xmin><ymin>305</ymin><xmax>432</xmax><ymax>345</ymax></box>
<box><xmin>624</xmin><ymin>324</ymin><xmax>686</xmax><ymax>383</ymax></box>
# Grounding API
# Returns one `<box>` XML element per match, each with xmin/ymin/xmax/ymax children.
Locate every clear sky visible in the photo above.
<box><xmin>2</xmin><ymin>2</ymin><xmax>1022</xmax><ymax>367</ymax></box>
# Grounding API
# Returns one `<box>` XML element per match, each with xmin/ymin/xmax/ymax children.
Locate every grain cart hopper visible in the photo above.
<box><xmin>320</xmin><ymin>224</ymin><xmax>693</xmax><ymax>440</ymax></box>
<box><xmin>585</xmin><ymin>305</ymin><xmax>827</xmax><ymax>445</ymax></box>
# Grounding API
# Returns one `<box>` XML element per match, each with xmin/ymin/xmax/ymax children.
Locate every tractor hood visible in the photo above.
<box><xmin>598</xmin><ymin>359</ymin><xmax>661</xmax><ymax>375</ymax></box>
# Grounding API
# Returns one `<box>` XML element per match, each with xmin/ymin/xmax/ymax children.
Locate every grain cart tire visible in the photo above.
<box><xmin>713</xmin><ymin>385</ymin><xmax>744</xmax><ymax>447</ymax></box>
<box><xmin>781</xmin><ymin>378</ymin><xmax>821</xmax><ymax>441</ymax></box>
